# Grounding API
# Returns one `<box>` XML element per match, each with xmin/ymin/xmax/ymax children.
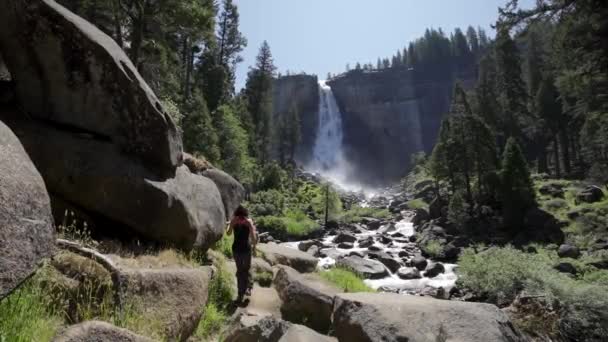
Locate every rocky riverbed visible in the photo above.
<box><xmin>282</xmin><ymin>192</ymin><xmax>459</xmax><ymax>297</ymax></box>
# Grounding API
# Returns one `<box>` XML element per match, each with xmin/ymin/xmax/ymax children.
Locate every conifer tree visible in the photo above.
<box><xmin>466</xmin><ymin>26</ymin><xmax>480</xmax><ymax>56</ymax></box>
<box><xmin>215</xmin><ymin>104</ymin><xmax>252</xmax><ymax>181</ymax></box>
<box><xmin>182</xmin><ymin>89</ymin><xmax>220</xmax><ymax>163</ymax></box>
<box><xmin>499</xmin><ymin>137</ymin><xmax>536</xmax><ymax>231</ymax></box>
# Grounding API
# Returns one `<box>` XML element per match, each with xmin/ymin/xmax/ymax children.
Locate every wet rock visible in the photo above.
<box><xmin>367</xmin><ymin>245</ymin><xmax>382</xmax><ymax>252</ymax></box>
<box><xmin>0</xmin><ymin>121</ymin><xmax>55</xmax><ymax>299</ymax></box>
<box><xmin>378</xmin><ymin>235</ymin><xmax>393</xmax><ymax>245</ymax></box>
<box><xmin>411</xmin><ymin>256</ymin><xmax>428</xmax><ymax>271</ymax></box>
<box><xmin>357</xmin><ymin>236</ymin><xmax>374</xmax><ymax>248</ymax></box>
<box><xmin>408</xmin><ymin>235</ymin><xmax>417</xmax><ymax>243</ymax></box>
<box><xmin>331</xmin><ymin>293</ymin><xmax>526</xmax><ymax>342</ymax></box>
<box><xmin>361</xmin><ymin>218</ymin><xmax>381</xmax><ymax>230</ymax></box>
<box><xmin>258</xmin><ymin>243</ymin><xmax>318</xmax><ymax>273</ymax></box>
<box><xmin>420</xmin><ymin>286</ymin><xmax>447</xmax><ymax>299</ymax></box>
<box><xmin>575</xmin><ymin>185</ymin><xmax>604</xmax><ymax>204</ymax></box>
<box><xmin>554</xmin><ymin>262</ymin><xmax>577</xmax><ymax>275</ymax></box>
<box><xmin>53</xmin><ymin>321</ymin><xmax>153</xmax><ymax>342</ymax></box>
<box><xmin>307</xmin><ymin>245</ymin><xmax>320</xmax><ymax>257</ymax></box>
<box><xmin>333</xmin><ymin>233</ymin><xmax>357</xmax><ymax>244</ymax></box>
<box><xmin>411</xmin><ymin>208</ymin><xmax>430</xmax><ymax>226</ymax></box>
<box><xmin>424</xmin><ymin>263</ymin><xmax>445</xmax><ymax>278</ymax></box>
<box><xmin>397</xmin><ymin>268</ymin><xmax>421</xmax><ymax>280</ymax></box>
<box><xmin>397</xmin><ymin>250</ymin><xmax>410</xmax><ymax>258</ymax></box>
<box><xmin>349</xmin><ymin>251</ymin><xmax>366</xmax><ymax>258</ymax></box>
<box><xmin>368</xmin><ymin>251</ymin><xmax>401</xmax><ymax>273</ymax></box>
<box><xmin>377</xmin><ymin>224</ymin><xmax>396</xmax><ymax>235</ymax></box>
<box><xmin>557</xmin><ymin>244</ymin><xmax>581</xmax><ymax>259</ymax></box>
<box><xmin>298</xmin><ymin>240</ymin><xmax>321</xmax><ymax>252</ymax></box>
<box><xmin>337</xmin><ymin>256</ymin><xmax>388</xmax><ymax>279</ymax></box>
<box><xmin>337</xmin><ymin>242</ymin><xmax>354</xmax><ymax>249</ymax></box>
<box><xmin>273</xmin><ymin>266</ymin><xmax>340</xmax><ymax>333</ymax></box>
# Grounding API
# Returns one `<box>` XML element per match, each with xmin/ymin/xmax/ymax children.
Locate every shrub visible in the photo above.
<box><xmin>247</xmin><ymin>189</ymin><xmax>286</xmax><ymax>217</ymax></box>
<box><xmin>318</xmin><ymin>267</ymin><xmax>374</xmax><ymax>293</ymax></box>
<box><xmin>422</xmin><ymin>240</ymin><xmax>444</xmax><ymax>259</ymax></box>
<box><xmin>405</xmin><ymin>199</ymin><xmax>429</xmax><ymax>210</ymax></box>
<box><xmin>256</xmin><ymin>210</ymin><xmax>320</xmax><ymax>238</ymax></box>
<box><xmin>212</xmin><ymin>233</ymin><xmax>234</xmax><ymax>259</ymax></box>
<box><xmin>339</xmin><ymin>206</ymin><xmax>391</xmax><ymax>223</ymax></box>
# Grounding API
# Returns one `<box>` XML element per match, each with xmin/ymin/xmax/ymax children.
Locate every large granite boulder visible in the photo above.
<box><xmin>575</xmin><ymin>186</ymin><xmax>604</xmax><ymax>204</ymax></box>
<box><xmin>258</xmin><ymin>243</ymin><xmax>318</xmax><ymax>273</ymax></box>
<box><xmin>331</xmin><ymin>293</ymin><xmax>526</xmax><ymax>342</ymax></box>
<box><xmin>223</xmin><ymin>312</ymin><xmax>335</xmax><ymax>342</ymax></box>
<box><xmin>201</xmin><ymin>168</ymin><xmax>246</xmax><ymax>220</ymax></box>
<box><xmin>273</xmin><ymin>266</ymin><xmax>341</xmax><ymax>333</ymax></box>
<box><xmin>0</xmin><ymin>120</ymin><xmax>55</xmax><ymax>299</ymax></box>
<box><xmin>0</xmin><ymin>0</ymin><xmax>181</xmax><ymax>173</ymax></box>
<box><xmin>5</xmin><ymin>117</ymin><xmax>225</xmax><ymax>250</ymax></box>
<box><xmin>53</xmin><ymin>321</ymin><xmax>154</xmax><ymax>342</ymax></box>
<box><xmin>336</xmin><ymin>256</ymin><xmax>388</xmax><ymax>279</ymax></box>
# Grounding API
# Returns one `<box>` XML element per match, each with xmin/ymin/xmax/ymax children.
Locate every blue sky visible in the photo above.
<box><xmin>233</xmin><ymin>0</ymin><xmax>535</xmax><ymax>90</ymax></box>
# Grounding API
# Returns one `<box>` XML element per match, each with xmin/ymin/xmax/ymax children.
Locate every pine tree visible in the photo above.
<box><xmin>182</xmin><ymin>89</ymin><xmax>220</xmax><ymax>163</ymax></box>
<box><xmin>466</xmin><ymin>26</ymin><xmax>480</xmax><ymax>56</ymax></box>
<box><xmin>215</xmin><ymin>104</ymin><xmax>252</xmax><ymax>182</ymax></box>
<box><xmin>448</xmin><ymin>190</ymin><xmax>471</xmax><ymax>232</ymax></box>
<box><xmin>245</xmin><ymin>41</ymin><xmax>276</xmax><ymax>164</ymax></box>
<box><xmin>407</xmin><ymin>43</ymin><xmax>418</xmax><ymax>67</ymax></box>
<box><xmin>499</xmin><ymin>137</ymin><xmax>536</xmax><ymax>231</ymax></box>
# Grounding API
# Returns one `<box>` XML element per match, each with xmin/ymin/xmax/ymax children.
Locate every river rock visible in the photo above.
<box><xmin>273</xmin><ymin>266</ymin><xmax>341</xmax><ymax>333</ymax></box>
<box><xmin>557</xmin><ymin>244</ymin><xmax>581</xmax><ymax>259</ymax></box>
<box><xmin>358</xmin><ymin>236</ymin><xmax>374</xmax><ymax>248</ymax></box>
<box><xmin>333</xmin><ymin>232</ymin><xmax>357</xmax><ymax>244</ymax></box>
<box><xmin>337</xmin><ymin>242</ymin><xmax>354</xmax><ymax>249</ymax></box>
<box><xmin>397</xmin><ymin>268</ymin><xmax>421</xmax><ymax>280</ymax></box>
<box><xmin>337</xmin><ymin>256</ymin><xmax>388</xmax><ymax>279</ymax></box>
<box><xmin>367</xmin><ymin>245</ymin><xmax>382</xmax><ymax>252</ymax></box>
<box><xmin>53</xmin><ymin>321</ymin><xmax>153</xmax><ymax>342</ymax></box>
<box><xmin>411</xmin><ymin>256</ymin><xmax>428</xmax><ymax>271</ymax></box>
<box><xmin>424</xmin><ymin>263</ymin><xmax>445</xmax><ymax>278</ymax></box>
<box><xmin>201</xmin><ymin>168</ymin><xmax>245</xmax><ymax>220</ymax></box>
<box><xmin>575</xmin><ymin>185</ymin><xmax>604</xmax><ymax>204</ymax></box>
<box><xmin>279</xmin><ymin>324</ymin><xmax>337</xmax><ymax>342</ymax></box>
<box><xmin>223</xmin><ymin>312</ymin><xmax>335</xmax><ymax>342</ymax></box>
<box><xmin>258</xmin><ymin>243</ymin><xmax>318</xmax><ymax>273</ymax></box>
<box><xmin>0</xmin><ymin>0</ymin><xmax>181</xmax><ymax>173</ymax></box>
<box><xmin>361</xmin><ymin>217</ymin><xmax>381</xmax><ymax>230</ymax></box>
<box><xmin>368</xmin><ymin>252</ymin><xmax>401</xmax><ymax>273</ymax></box>
<box><xmin>0</xmin><ymin>120</ymin><xmax>55</xmax><ymax>299</ymax></box>
<box><xmin>306</xmin><ymin>245</ymin><xmax>320</xmax><ymax>257</ymax></box>
<box><xmin>298</xmin><ymin>240</ymin><xmax>320</xmax><ymax>252</ymax></box>
<box><xmin>331</xmin><ymin>293</ymin><xmax>526</xmax><ymax>342</ymax></box>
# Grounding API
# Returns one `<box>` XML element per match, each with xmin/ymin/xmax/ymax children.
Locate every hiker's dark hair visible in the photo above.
<box><xmin>234</xmin><ymin>205</ymin><xmax>248</xmax><ymax>218</ymax></box>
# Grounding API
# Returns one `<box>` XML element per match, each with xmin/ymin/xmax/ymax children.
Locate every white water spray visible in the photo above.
<box><xmin>307</xmin><ymin>80</ymin><xmax>366</xmax><ymax>192</ymax></box>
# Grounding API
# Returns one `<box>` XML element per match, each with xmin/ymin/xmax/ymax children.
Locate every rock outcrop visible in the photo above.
<box><xmin>258</xmin><ymin>243</ymin><xmax>318</xmax><ymax>273</ymax></box>
<box><xmin>337</xmin><ymin>255</ymin><xmax>388</xmax><ymax>279</ymax></box>
<box><xmin>331</xmin><ymin>293</ymin><xmax>526</xmax><ymax>342</ymax></box>
<box><xmin>0</xmin><ymin>0</ymin><xmax>233</xmax><ymax>250</ymax></box>
<box><xmin>53</xmin><ymin>321</ymin><xmax>154</xmax><ymax>342</ymax></box>
<box><xmin>0</xmin><ymin>120</ymin><xmax>55</xmax><ymax>299</ymax></box>
<box><xmin>223</xmin><ymin>312</ymin><xmax>335</xmax><ymax>342</ymax></box>
<box><xmin>201</xmin><ymin>168</ymin><xmax>246</xmax><ymax>220</ymax></box>
<box><xmin>273</xmin><ymin>266</ymin><xmax>341</xmax><ymax>333</ymax></box>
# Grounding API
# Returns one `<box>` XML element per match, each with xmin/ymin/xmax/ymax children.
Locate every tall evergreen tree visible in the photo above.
<box><xmin>466</xmin><ymin>26</ymin><xmax>480</xmax><ymax>56</ymax></box>
<box><xmin>182</xmin><ymin>89</ymin><xmax>220</xmax><ymax>163</ymax></box>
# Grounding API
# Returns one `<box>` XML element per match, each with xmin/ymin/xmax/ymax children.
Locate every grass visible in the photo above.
<box><xmin>212</xmin><ymin>233</ymin><xmax>234</xmax><ymax>258</ymax></box>
<box><xmin>457</xmin><ymin>246</ymin><xmax>608</xmax><ymax>339</ymax></box>
<box><xmin>0</xmin><ymin>277</ymin><xmax>62</xmax><ymax>342</ymax></box>
<box><xmin>318</xmin><ymin>266</ymin><xmax>375</xmax><ymax>293</ymax></box>
<box><xmin>338</xmin><ymin>205</ymin><xmax>391</xmax><ymax>223</ymax></box>
<box><xmin>193</xmin><ymin>254</ymin><xmax>234</xmax><ymax>339</ymax></box>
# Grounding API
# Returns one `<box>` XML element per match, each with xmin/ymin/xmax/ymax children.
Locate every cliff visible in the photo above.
<box><xmin>272</xmin><ymin>74</ymin><xmax>319</xmax><ymax>164</ymax></box>
<box><xmin>328</xmin><ymin>67</ymin><xmax>476</xmax><ymax>186</ymax></box>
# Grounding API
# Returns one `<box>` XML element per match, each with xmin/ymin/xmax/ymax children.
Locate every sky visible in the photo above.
<box><xmin>232</xmin><ymin>0</ymin><xmax>535</xmax><ymax>90</ymax></box>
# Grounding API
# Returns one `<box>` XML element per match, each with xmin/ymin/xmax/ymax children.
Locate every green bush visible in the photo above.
<box><xmin>339</xmin><ymin>205</ymin><xmax>391</xmax><ymax>223</ymax></box>
<box><xmin>319</xmin><ymin>267</ymin><xmax>375</xmax><ymax>293</ymax></box>
<box><xmin>405</xmin><ymin>199</ymin><xmax>429</xmax><ymax>210</ymax></box>
<box><xmin>422</xmin><ymin>240</ymin><xmax>444</xmax><ymax>258</ymax></box>
<box><xmin>256</xmin><ymin>210</ymin><xmax>320</xmax><ymax>238</ymax></box>
<box><xmin>247</xmin><ymin>189</ymin><xmax>286</xmax><ymax>217</ymax></box>
<box><xmin>212</xmin><ymin>233</ymin><xmax>234</xmax><ymax>259</ymax></box>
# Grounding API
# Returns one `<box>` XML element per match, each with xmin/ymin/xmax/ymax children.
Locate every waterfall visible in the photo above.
<box><xmin>307</xmin><ymin>80</ymin><xmax>359</xmax><ymax>191</ymax></box>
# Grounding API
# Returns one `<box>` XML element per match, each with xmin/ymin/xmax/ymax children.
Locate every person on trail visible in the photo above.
<box><xmin>226</xmin><ymin>205</ymin><xmax>257</xmax><ymax>303</ymax></box>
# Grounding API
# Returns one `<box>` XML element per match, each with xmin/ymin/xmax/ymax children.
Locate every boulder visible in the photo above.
<box><xmin>0</xmin><ymin>0</ymin><xmax>181</xmax><ymax>173</ymax></box>
<box><xmin>201</xmin><ymin>168</ymin><xmax>245</xmax><ymax>220</ymax></box>
<box><xmin>52</xmin><ymin>321</ymin><xmax>153</xmax><ymax>342</ymax></box>
<box><xmin>331</xmin><ymin>293</ymin><xmax>526</xmax><ymax>342</ymax></box>
<box><xmin>411</xmin><ymin>256</ymin><xmax>428</xmax><ymax>271</ymax></box>
<box><xmin>411</xmin><ymin>208</ymin><xmax>430</xmax><ymax>226</ymax></box>
<box><xmin>557</xmin><ymin>244</ymin><xmax>581</xmax><ymax>259</ymax></box>
<box><xmin>397</xmin><ymin>268</ymin><xmax>421</xmax><ymax>280</ymax></box>
<box><xmin>522</xmin><ymin>208</ymin><xmax>565</xmax><ymax>244</ymax></box>
<box><xmin>223</xmin><ymin>312</ymin><xmax>335</xmax><ymax>342</ymax></box>
<box><xmin>297</xmin><ymin>240</ymin><xmax>320</xmax><ymax>252</ymax></box>
<box><xmin>337</xmin><ymin>242</ymin><xmax>354</xmax><ymax>249</ymax></box>
<box><xmin>538</xmin><ymin>183</ymin><xmax>565</xmax><ymax>198</ymax></box>
<box><xmin>554</xmin><ymin>262</ymin><xmax>577</xmax><ymax>275</ymax></box>
<box><xmin>0</xmin><ymin>120</ymin><xmax>55</xmax><ymax>299</ymax></box>
<box><xmin>361</xmin><ymin>217</ymin><xmax>381</xmax><ymax>230</ymax></box>
<box><xmin>357</xmin><ymin>236</ymin><xmax>374</xmax><ymax>248</ymax></box>
<box><xmin>575</xmin><ymin>185</ymin><xmax>604</xmax><ymax>204</ymax></box>
<box><xmin>121</xmin><ymin>266</ymin><xmax>213</xmax><ymax>340</ymax></box>
<box><xmin>337</xmin><ymin>256</ymin><xmax>388</xmax><ymax>279</ymax></box>
<box><xmin>258</xmin><ymin>243</ymin><xmax>318</xmax><ymax>273</ymax></box>
<box><xmin>424</xmin><ymin>263</ymin><xmax>445</xmax><ymax>278</ymax></box>
<box><xmin>306</xmin><ymin>245</ymin><xmax>320</xmax><ymax>257</ymax></box>
<box><xmin>4</xmin><ymin>117</ymin><xmax>225</xmax><ymax>250</ymax></box>
<box><xmin>428</xmin><ymin>197</ymin><xmax>445</xmax><ymax>220</ymax></box>
<box><xmin>333</xmin><ymin>232</ymin><xmax>357</xmax><ymax>244</ymax></box>
<box><xmin>368</xmin><ymin>252</ymin><xmax>401</xmax><ymax>273</ymax></box>
<box><xmin>273</xmin><ymin>266</ymin><xmax>341</xmax><ymax>333</ymax></box>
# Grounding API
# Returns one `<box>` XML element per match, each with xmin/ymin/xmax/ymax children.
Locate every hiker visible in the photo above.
<box><xmin>226</xmin><ymin>205</ymin><xmax>258</xmax><ymax>302</ymax></box>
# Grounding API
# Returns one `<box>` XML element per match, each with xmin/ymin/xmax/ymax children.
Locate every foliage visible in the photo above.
<box><xmin>422</xmin><ymin>240</ymin><xmax>444</xmax><ymax>259</ymax></box>
<box><xmin>310</xmin><ymin>184</ymin><xmax>343</xmax><ymax>221</ymax></box>
<box><xmin>212</xmin><ymin>232</ymin><xmax>234</xmax><ymax>259</ymax></box>
<box><xmin>194</xmin><ymin>254</ymin><xmax>234</xmax><ymax>339</ymax></box>
<box><xmin>247</xmin><ymin>189</ymin><xmax>286</xmax><ymax>217</ymax></box>
<box><xmin>182</xmin><ymin>90</ymin><xmax>220</xmax><ymax>163</ymax></box>
<box><xmin>255</xmin><ymin>162</ymin><xmax>286</xmax><ymax>191</ymax></box>
<box><xmin>448</xmin><ymin>190</ymin><xmax>470</xmax><ymax>231</ymax></box>
<box><xmin>256</xmin><ymin>210</ymin><xmax>320</xmax><ymax>238</ymax></box>
<box><xmin>339</xmin><ymin>206</ymin><xmax>391</xmax><ymax>224</ymax></box>
<box><xmin>214</xmin><ymin>104</ymin><xmax>254</xmax><ymax>182</ymax></box>
<box><xmin>405</xmin><ymin>199</ymin><xmax>429</xmax><ymax>210</ymax></box>
<box><xmin>318</xmin><ymin>267</ymin><xmax>375</xmax><ymax>293</ymax></box>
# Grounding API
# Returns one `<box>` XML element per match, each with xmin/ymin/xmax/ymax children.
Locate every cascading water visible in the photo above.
<box><xmin>307</xmin><ymin>80</ymin><xmax>355</xmax><ymax>190</ymax></box>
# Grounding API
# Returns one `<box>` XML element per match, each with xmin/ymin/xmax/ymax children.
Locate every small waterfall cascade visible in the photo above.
<box><xmin>307</xmin><ymin>80</ymin><xmax>351</xmax><ymax>187</ymax></box>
